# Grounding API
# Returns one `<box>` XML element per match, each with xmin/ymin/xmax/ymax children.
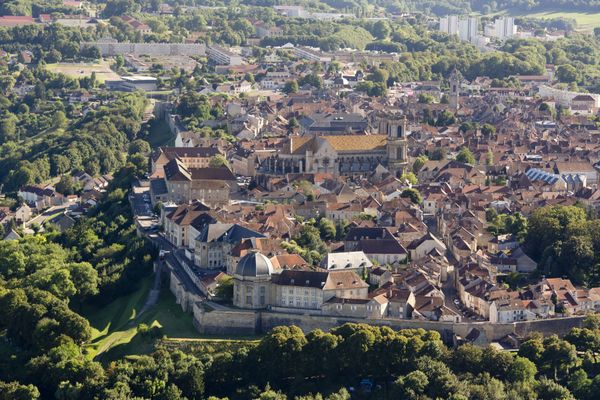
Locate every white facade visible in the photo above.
<box><xmin>538</xmin><ymin>85</ymin><xmax>600</xmax><ymax>108</ymax></box>
<box><xmin>439</xmin><ymin>15</ymin><xmax>459</xmax><ymax>36</ymax></box>
<box><xmin>493</xmin><ymin>17</ymin><xmax>517</xmax><ymax>40</ymax></box>
<box><xmin>459</xmin><ymin>17</ymin><xmax>479</xmax><ymax>42</ymax></box>
<box><xmin>207</xmin><ymin>45</ymin><xmax>244</xmax><ymax>66</ymax></box>
<box><xmin>83</xmin><ymin>40</ymin><xmax>206</xmax><ymax>56</ymax></box>
<box><xmin>293</xmin><ymin>46</ymin><xmax>331</xmax><ymax>63</ymax></box>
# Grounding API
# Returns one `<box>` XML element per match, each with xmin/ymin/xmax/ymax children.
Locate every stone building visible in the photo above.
<box><xmin>161</xmin><ymin>159</ymin><xmax>237</xmax><ymax>206</ymax></box>
<box><xmin>232</xmin><ymin>251</ymin><xmax>369</xmax><ymax>311</ymax></box>
<box><xmin>259</xmin><ymin>113</ymin><xmax>408</xmax><ymax>178</ymax></box>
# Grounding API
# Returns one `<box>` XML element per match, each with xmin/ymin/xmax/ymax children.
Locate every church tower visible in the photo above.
<box><xmin>381</xmin><ymin>113</ymin><xmax>408</xmax><ymax>177</ymax></box>
<box><xmin>449</xmin><ymin>69</ymin><xmax>462</xmax><ymax>112</ymax></box>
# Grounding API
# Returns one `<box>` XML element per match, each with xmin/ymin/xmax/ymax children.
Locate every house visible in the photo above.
<box><xmin>48</xmin><ymin>213</ymin><xmax>76</xmax><ymax>232</ymax></box>
<box><xmin>193</xmin><ymin>223</ymin><xmax>265</xmax><ymax>269</ymax></box>
<box><xmin>356</xmin><ymin>239</ymin><xmax>408</xmax><ymax>266</ymax></box>
<box><xmin>164</xmin><ymin>201</ymin><xmax>212</xmax><ymax>247</ymax></box>
<box><xmin>343</xmin><ymin>226</ymin><xmax>395</xmax><ymax>250</ymax></box>
<box><xmin>232</xmin><ymin>251</ymin><xmax>369</xmax><ymax>311</ymax></box>
<box><xmin>320</xmin><ymin>251</ymin><xmax>373</xmax><ymax>272</ymax></box>
<box><xmin>18</xmin><ymin>186</ymin><xmax>63</xmax><ymax>209</ymax></box>
<box><xmin>406</xmin><ymin>232</ymin><xmax>447</xmax><ymax>260</ymax></box>
<box><xmin>3</xmin><ymin>229</ymin><xmax>21</xmax><ymax>241</ymax></box>
<box><xmin>150</xmin><ymin>146</ymin><xmax>222</xmax><ymax>178</ymax></box>
<box><xmin>14</xmin><ymin>203</ymin><xmax>32</xmax><ymax>225</ymax></box>
<box><xmin>162</xmin><ymin>159</ymin><xmax>237</xmax><ymax>206</ymax></box>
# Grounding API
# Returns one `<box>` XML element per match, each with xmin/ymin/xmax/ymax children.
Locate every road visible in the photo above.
<box><xmin>26</xmin><ymin>204</ymin><xmax>69</xmax><ymax>228</ymax></box>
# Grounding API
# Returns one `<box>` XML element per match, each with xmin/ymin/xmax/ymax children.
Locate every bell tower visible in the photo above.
<box><xmin>449</xmin><ymin>69</ymin><xmax>462</xmax><ymax>112</ymax></box>
<box><xmin>382</xmin><ymin>113</ymin><xmax>408</xmax><ymax>177</ymax></box>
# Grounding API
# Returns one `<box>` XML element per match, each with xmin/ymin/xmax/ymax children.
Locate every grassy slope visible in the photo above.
<box><xmin>496</xmin><ymin>9</ymin><xmax>600</xmax><ymax>31</ymax></box>
<box><xmin>81</xmin><ymin>275</ymin><xmax>207</xmax><ymax>362</ymax></box>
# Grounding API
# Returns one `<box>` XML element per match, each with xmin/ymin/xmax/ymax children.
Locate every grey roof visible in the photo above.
<box><xmin>525</xmin><ymin>168</ymin><xmax>560</xmax><ymax>184</ymax></box>
<box><xmin>235</xmin><ymin>251</ymin><xmax>274</xmax><ymax>277</ymax></box>
<box><xmin>150</xmin><ymin>178</ymin><xmax>168</xmax><ymax>195</ymax></box>
<box><xmin>320</xmin><ymin>251</ymin><xmax>373</xmax><ymax>270</ymax></box>
<box><xmin>196</xmin><ymin>223</ymin><xmax>265</xmax><ymax>243</ymax></box>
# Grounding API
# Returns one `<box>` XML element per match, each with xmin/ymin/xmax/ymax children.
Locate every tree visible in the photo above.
<box><xmin>282</xmin><ymin>80</ymin><xmax>298</xmax><ymax>94</ymax></box>
<box><xmin>485</xmin><ymin>149</ymin><xmax>494</xmax><ymax>166</ymax></box>
<box><xmin>556</xmin><ymin>64</ymin><xmax>580</xmax><ymax>83</ymax></box>
<box><xmin>0</xmin><ymin>112</ymin><xmax>17</xmax><ymax>142</ymax></box>
<box><xmin>0</xmin><ymin>381</ymin><xmax>40</xmax><ymax>400</ymax></box>
<box><xmin>536</xmin><ymin>378</ymin><xmax>574</xmax><ymax>400</ymax></box>
<box><xmin>55</xmin><ymin>175</ymin><xmax>75</xmax><ymax>195</ymax></box>
<box><xmin>128</xmin><ymin>139</ymin><xmax>150</xmax><ymax>155</ymax></box>
<box><xmin>400</xmin><ymin>188</ymin><xmax>422</xmax><ymax>204</ymax></box>
<box><xmin>53</xmin><ymin>111</ymin><xmax>68</xmax><ymax>130</ymax></box>
<box><xmin>508</xmin><ymin>356</ymin><xmax>537</xmax><ymax>383</ymax></box>
<box><xmin>418</xmin><ymin>93</ymin><xmax>434</xmax><ymax>104</ymax></box>
<box><xmin>400</xmin><ymin>172</ymin><xmax>418</xmax><ymax>185</ymax></box>
<box><xmin>209</xmin><ymin>155</ymin><xmax>229</xmax><ymax>168</ymax></box>
<box><xmin>318</xmin><ymin>218</ymin><xmax>336</xmax><ymax>241</ymax></box>
<box><xmin>456</xmin><ymin>147</ymin><xmax>475</xmax><ymax>165</ymax></box>
<box><xmin>412</xmin><ymin>155</ymin><xmax>428</xmax><ymax>173</ymax></box>
<box><xmin>429</xmin><ymin>148</ymin><xmax>447</xmax><ymax>161</ymax></box>
<box><xmin>436</xmin><ymin>110</ymin><xmax>456</xmax><ymax>126</ymax></box>
<box><xmin>481</xmin><ymin>123</ymin><xmax>496</xmax><ymax>137</ymax></box>
<box><xmin>394</xmin><ymin>370</ymin><xmax>429</xmax><ymax>399</ymax></box>
<box><xmin>541</xmin><ymin>336</ymin><xmax>578</xmax><ymax>380</ymax></box>
<box><xmin>372</xmin><ymin>20</ymin><xmax>391</xmax><ymax>40</ymax></box>
<box><xmin>215</xmin><ymin>275</ymin><xmax>233</xmax><ymax>301</ymax></box>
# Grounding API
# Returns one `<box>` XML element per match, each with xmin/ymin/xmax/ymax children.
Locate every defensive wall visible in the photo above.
<box><xmin>192</xmin><ymin>306</ymin><xmax>586</xmax><ymax>343</ymax></box>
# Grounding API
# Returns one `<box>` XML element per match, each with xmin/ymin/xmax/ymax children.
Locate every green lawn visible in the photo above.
<box><xmin>82</xmin><ymin>275</ymin><xmax>204</xmax><ymax>362</ymax></box>
<box><xmin>497</xmin><ymin>9</ymin><xmax>600</xmax><ymax>31</ymax></box>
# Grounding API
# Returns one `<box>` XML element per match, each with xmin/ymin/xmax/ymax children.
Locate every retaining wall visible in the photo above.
<box><xmin>193</xmin><ymin>308</ymin><xmax>586</xmax><ymax>343</ymax></box>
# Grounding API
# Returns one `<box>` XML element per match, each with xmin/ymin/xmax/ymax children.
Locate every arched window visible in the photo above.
<box><xmin>397</xmin><ymin>125</ymin><xmax>403</xmax><ymax>138</ymax></box>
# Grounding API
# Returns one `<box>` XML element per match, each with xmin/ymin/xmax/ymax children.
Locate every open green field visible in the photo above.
<box><xmin>45</xmin><ymin>59</ymin><xmax>120</xmax><ymax>83</ymax></box>
<box><xmin>499</xmin><ymin>9</ymin><xmax>600</xmax><ymax>31</ymax></box>
<box><xmin>82</xmin><ymin>275</ymin><xmax>203</xmax><ymax>361</ymax></box>
<box><xmin>81</xmin><ymin>274</ymin><xmax>258</xmax><ymax>362</ymax></box>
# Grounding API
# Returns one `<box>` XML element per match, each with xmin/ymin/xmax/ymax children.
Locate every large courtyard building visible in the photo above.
<box><xmin>260</xmin><ymin>113</ymin><xmax>408</xmax><ymax>177</ymax></box>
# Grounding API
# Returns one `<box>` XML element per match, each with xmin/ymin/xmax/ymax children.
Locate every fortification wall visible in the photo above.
<box><xmin>193</xmin><ymin>308</ymin><xmax>586</xmax><ymax>343</ymax></box>
<box><xmin>194</xmin><ymin>305</ymin><xmax>258</xmax><ymax>336</ymax></box>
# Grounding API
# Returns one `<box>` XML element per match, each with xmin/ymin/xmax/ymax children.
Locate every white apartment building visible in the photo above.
<box><xmin>459</xmin><ymin>17</ymin><xmax>479</xmax><ymax>42</ymax></box>
<box><xmin>293</xmin><ymin>46</ymin><xmax>332</xmax><ymax>64</ymax></box>
<box><xmin>207</xmin><ymin>45</ymin><xmax>244</xmax><ymax>66</ymax></box>
<box><xmin>439</xmin><ymin>15</ymin><xmax>459</xmax><ymax>36</ymax></box>
<box><xmin>494</xmin><ymin>17</ymin><xmax>517</xmax><ymax>39</ymax></box>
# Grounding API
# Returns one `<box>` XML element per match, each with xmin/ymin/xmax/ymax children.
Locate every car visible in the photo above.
<box><xmin>453</xmin><ymin>299</ymin><xmax>460</xmax><ymax>305</ymax></box>
<box><xmin>159</xmin><ymin>249</ymin><xmax>170</xmax><ymax>260</ymax></box>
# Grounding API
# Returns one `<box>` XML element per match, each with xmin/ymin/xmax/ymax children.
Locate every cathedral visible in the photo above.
<box><xmin>261</xmin><ymin>113</ymin><xmax>409</xmax><ymax>177</ymax></box>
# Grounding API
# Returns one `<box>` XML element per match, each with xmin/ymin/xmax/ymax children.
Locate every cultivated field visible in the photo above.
<box><xmin>45</xmin><ymin>59</ymin><xmax>120</xmax><ymax>83</ymax></box>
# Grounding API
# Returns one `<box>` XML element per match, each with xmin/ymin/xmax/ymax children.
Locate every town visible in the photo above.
<box><xmin>1</xmin><ymin>0</ymin><xmax>600</xmax><ymax>398</ymax></box>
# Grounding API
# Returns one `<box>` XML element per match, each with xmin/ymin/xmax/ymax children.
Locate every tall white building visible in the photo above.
<box><xmin>459</xmin><ymin>17</ymin><xmax>479</xmax><ymax>42</ymax></box>
<box><xmin>494</xmin><ymin>17</ymin><xmax>517</xmax><ymax>39</ymax></box>
<box><xmin>439</xmin><ymin>15</ymin><xmax>459</xmax><ymax>36</ymax></box>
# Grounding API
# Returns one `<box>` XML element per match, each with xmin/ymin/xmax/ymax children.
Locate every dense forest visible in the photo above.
<box><xmin>4</xmin><ymin>318</ymin><xmax>600</xmax><ymax>399</ymax></box>
<box><xmin>525</xmin><ymin>205</ymin><xmax>600</xmax><ymax>287</ymax></box>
